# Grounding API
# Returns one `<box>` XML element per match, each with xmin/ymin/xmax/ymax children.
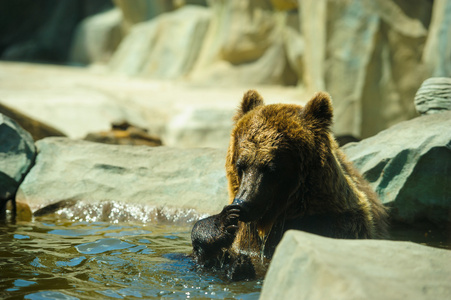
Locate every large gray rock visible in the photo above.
<box><xmin>303</xmin><ymin>0</ymin><xmax>432</xmax><ymax>138</ymax></box>
<box><xmin>113</xmin><ymin>0</ymin><xmax>175</xmax><ymax>31</ymax></box>
<box><xmin>342</xmin><ymin>112</ymin><xmax>451</xmax><ymax>226</ymax></box>
<box><xmin>164</xmin><ymin>106</ymin><xmax>235</xmax><ymax>148</ymax></box>
<box><xmin>189</xmin><ymin>0</ymin><xmax>298</xmax><ymax>86</ymax></box>
<box><xmin>0</xmin><ymin>114</ymin><xmax>36</xmax><ymax>202</ymax></box>
<box><xmin>17</xmin><ymin>137</ymin><xmax>228</xmax><ymax>219</ymax></box>
<box><xmin>260</xmin><ymin>230</ymin><xmax>451</xmax><ymax>300</ymax></box>
<box><xmin>109</xmin><ymin>5</ymin><xmax>211</xmax><ymax>79</ymax></box>
<box><xmin>69</xmin><ymin>8</ymin><xmax>122</xmax><ymax>65</ymax></box>
<box><xmin>422</xmin><ymin>0</ymin><xmax>451</xmax><ymax>77</ymax></box>
<box><xmin>0</xmin><ymin>64</ymin><xmax>150</xmax><ymax>139</ymax></box>
<box><xmin>0</xmin><ymin>62</ymin><xmax>306</xmax><ymax>149</ymax></box>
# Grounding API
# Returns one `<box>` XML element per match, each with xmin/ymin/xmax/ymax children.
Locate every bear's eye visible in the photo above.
<box><xmin>236</xmin><ymin>160</ymin><xmax>246</xmax><ymax>175</ymax></box>
<box><xmin>267</xmin><ymin>161</ymin><xmax>277</xmax><ymax>173</ymax></box>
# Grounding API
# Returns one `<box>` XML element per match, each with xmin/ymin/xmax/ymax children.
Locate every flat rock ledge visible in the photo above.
<box><xmin>16</xmin><ymin>137</ymin><xmax>228</xmax><ymax>220</ymax></box>
<box><xmin>261</xmin><ymin>230</ymin><xmax>451</xmax><ymax>300</ymax></box>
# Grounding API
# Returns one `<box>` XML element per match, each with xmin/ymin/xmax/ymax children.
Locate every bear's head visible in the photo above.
<box><xmin>226</xmin><ymin>90</ymin><xmax>334</xmax><ymax>232</ymax></box>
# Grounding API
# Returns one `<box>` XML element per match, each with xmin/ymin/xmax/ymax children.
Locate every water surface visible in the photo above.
<box><xmin>2</xmin><ymin>204</ymin><xmax>449</xmax><ymax>300</ymax></box>
<box><xmin>0</xmin><ymin>215</ymin><xmax>261</xmax><ymax>299</ymax></box>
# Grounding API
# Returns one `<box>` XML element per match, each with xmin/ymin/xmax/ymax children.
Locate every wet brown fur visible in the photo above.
<box><xmin>226</xmin><ymin>90</ymin><xmax>388</xmax><ymax>268</ymax></box>
<box><xmin>191</xmin><ymin>90</ymin><xmax>389</xmax><ymax>279</ymax></box>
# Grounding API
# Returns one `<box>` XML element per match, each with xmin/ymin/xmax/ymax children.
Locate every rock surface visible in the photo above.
<box><xmin>315</xmin><ymin>0</ymin><xmax>431</xmax><ymax>138</ymax></box>
<box><xmin>260</xmin><ymin>230</ymin><xmax>451</xmax><ymax>300</ymax></box>
<box><xmin>0</xmin><ymin>62</ymin><xmax>306</xmax><ymax>148</ymax></box>
<box><xmin>109</xmin><ymin>5</ymin><xmax>211</xmax><ymax>79</ymax></box>
<box><xmin>189</xmin><ymin>0</ymin><xmax>298</xmax><ymax>86</ymax></box>
<box><xmin>104</xmin><ymin>0</ymin><xmax>439</xmax><ymax>138</ymax></box>
<box><xmin>414</xmin><ymin>77</ymin><xmax>451</xmax><ymax>115</ymax></box>
<box><xmin>0</xmin><ymin>102</ymin><xmax>66</xmax><ymax>141</ymax></box>
<box><xmin>164</xmin><ymin>106</ymin><xmax>235</xmax><ymax>148</ymax></box>
<box><xmin>3</xmin><ymin>1</ymin><xmax>451</xmax><ymax>140</ymax></box>
<box><xmin>0</xmin><ymin>114</ymin><xmax>35</xmax><ymax>203</ymax></box>
<box><xmin>0</xmin><ymin>62</ymin><xmax>151</xmax><ymax>139</ymax></box>
<box><xmin>113</xmin><ymin>0</ymin><xmax>176</xmax><ymax>32</ymax></box>
<box><xmin>342</xmin><ymin>112</ymin><xmax>451</xmax><ymax>226</ymax></box>
<box><xmin>69</xmin><ymin>8</ymin><xmax>122</xmax><ymax>65</ymax></box>
<box><xmin>422</xmin><ymin>0</ymin><xmax>451</xmax><ymax>77</ymax></box>
<box><xmin>16</xmin><ymin>137</ymin><xmax>228</xmax><ymax>218</ymax></box>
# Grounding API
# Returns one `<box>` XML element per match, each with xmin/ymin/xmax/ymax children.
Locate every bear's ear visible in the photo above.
<box><xmin>301</xmin><ymin>92</ymin><xmax>333</xmax><ymax>130</ymax></box>
<box><xmin>233</xmin><ymin>90</ymin><xmax>264</xmax><ymax>122</ymax></box>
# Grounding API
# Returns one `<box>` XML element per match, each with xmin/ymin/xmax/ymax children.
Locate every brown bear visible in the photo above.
<box><xmin>191</xmin><ymin>90</ymin><xmax>388</xmax><ymax>280</ymax></box>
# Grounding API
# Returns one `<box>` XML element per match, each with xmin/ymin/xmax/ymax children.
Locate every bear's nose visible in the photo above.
<box><xmin>232</xmin><ymin>198</ymin><xmax>244</xmax><ymax>206</ymax></box>
<box><xmin>232</xmin><ymin>198</ymin><xmax>254</xmax><ymax>222</ymax></box>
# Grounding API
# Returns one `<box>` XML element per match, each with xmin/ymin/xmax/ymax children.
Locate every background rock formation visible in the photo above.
<box><xmin>2</xmin><ymin>0</ymin><xmax>449</xmax><ymax>139</ymax></box>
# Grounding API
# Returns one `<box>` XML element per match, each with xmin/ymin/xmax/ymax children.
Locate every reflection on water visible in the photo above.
<box><xmin>2</xmin><ymin>205</ymin><xmax>449</xmax><ymax>300</ymax></box>
<box><xmin>0</xmin><ymin>216</ymin><xmax>262</xmax><ymax>299</ymax></box>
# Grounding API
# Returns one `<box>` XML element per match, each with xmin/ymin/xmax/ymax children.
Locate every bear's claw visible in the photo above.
<box><xmin>219</xmin><ymin>205</ymin><xmax>242</xmax><ymax>236</ymax></box>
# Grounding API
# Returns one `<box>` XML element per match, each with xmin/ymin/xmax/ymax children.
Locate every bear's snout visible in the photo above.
<box><xmin>232</xmin><ymin>169</ymin><xmax>274</xmax><ymax>222</ymax></box>
<box><xmin>232</xmin><ymin>197</ymin><xmax>267</xmax><ymax>222</ymax></box>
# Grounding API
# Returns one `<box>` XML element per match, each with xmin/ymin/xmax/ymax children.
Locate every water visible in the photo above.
<box><xmin>0</xmin><ymin>215</ymin><xmax>262</xmax><ymax>299</ymax></box>
<box><xmin>1</xmin><ymin>206</ymin><xmax>449</xmax><ymax>300</ymax></box>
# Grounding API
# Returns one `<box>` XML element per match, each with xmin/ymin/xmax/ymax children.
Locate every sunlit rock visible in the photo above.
<box><xmin>261</xmin><ymin>230</ymin><xmax>451</xmax><ymax>300</ymax></box>
<box><xmin>422</xmin><ymin>0</ymin><xmax>451</xmax><ymax>77</ymax></box>
<box><xmin>342</xmin><ymin>111</ymin><xmax>451</xmax><ymax>226</ymax></box>
<box><xmin>17</xmin><ymin>138</ymin><xmax>228</xmax><ymax>218</ymax></box>
<box><xmin>163</xmin><ymin>106</ymin><xmax>234</xmax><ymax>148</ymax></box>
<box><xmin>113</xmin><ymin>0</ymin><xmax>176</xmax><ymax>32</ymax></box>
<box><xmin>109</xmin><ymin>5</ymin><xmax>211</xmax><ymax>79</ymax></box>
<box><xmin>69</xmin><ymin>8</ymin><xmax>123</xmax><ymax>65</ymax></box>
<box><xmin>189</xmin><ymin>0</ymin><xmax>298</xmax><ymax>86</ymax></box>
<box><xmin>300</xmin><ymin>0</ymin><xmax>432</xmax><ymax>138</ymax></box>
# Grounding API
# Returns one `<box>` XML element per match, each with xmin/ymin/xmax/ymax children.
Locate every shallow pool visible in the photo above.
<box><xmin>1</xmin><ymin>204</ymin><xmax>449</xmax><ymax>300</ymax></box>
<box><xmin>0</xmin><ymin>215</ymin><xmax>262</xmax><ymax>299</ymax></box>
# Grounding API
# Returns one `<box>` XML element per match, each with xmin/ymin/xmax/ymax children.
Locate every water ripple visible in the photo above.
<box><xmin>75</xmin><ymin>238</ymin><xmax>134</xmax><ymax>255</ymax></box>
<box><xmin>0</xmin><ymin>218</ymin><xmax>262</xmax><ymax>299</ymax></box>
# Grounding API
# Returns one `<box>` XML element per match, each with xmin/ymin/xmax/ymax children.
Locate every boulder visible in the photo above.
<box><xmin>69</xmin><ymin>8</ymin><xmax>122</xmax><ymax>65</ymax></box>
<box><xmin>0</xmin><ymin>114</ymin><xmax>35</xmax><ymax>209</ymax></box>
<box><xmin>0</xmin><ymin>62</ymin><xmax>307</xmax><ymax>149</ymax></box>
<box><xmin>303</xmin><ymin>0</ymin><xmax>432</xmax><ymax>138</ymax></box>
<box><xmin>189</xmin><ymin>0</ymin><xmax>298</xmax><ymax>86</ymax></box>
<box><xmin>163</xmin><ymin>106</ymin><xmax>235</xmax><ymax>148</ymax></box>
<box><xmin>342</xmin><ymin>112</ymin><xmax>451</xmax><ymax>226</ymax></box>
<box><xmin>17</xmin><ymin>137</ymin><xmax>228</xmax><ymax>220</ymax></box>
<box><xmin>260</xmin><ymin>230</ymin><xmax>451</xmax><ymax>300</ymax></box>
<box><xmin>0</xmin><ymin>67</ymin><xmax>150</xmax><ymax>139</ymax></box>
<box><xmin>414</xmin><ymin>77</ymin><xmax>451</xmax><ymax>115</ymax></box>
<box><xmin>109</xmin><ymin>5</ymin><xmax>211</xmax><ymax>79</ymax></box>
<box><xmin>422</xmin><ymin>0</ymin><xmax>451</xmax><ymax>77</ymax></box>
<box><xmin>113</xmin><ymin>0</ymin><xmax>175</xmax><ymax>32</ymax></box>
